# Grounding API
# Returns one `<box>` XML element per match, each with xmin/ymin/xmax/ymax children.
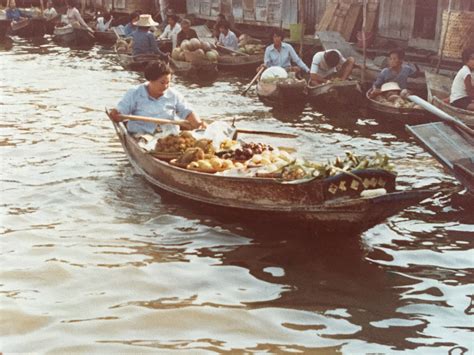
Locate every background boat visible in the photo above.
<box><xmin>10</xmin><ymin>17</ymin><xmax>46</xmax><ymax>37</ymax></box>
<box><xmin>366</xmin><ymin>91</ymin><xmax>428</xmax><ymax>121</ymax></box>
<box><xmin>170</xmin><ymin>58</ymin><xmax>218</xmax><ymax>80</ymax></box>
<box><xmin>53</xmin><ymin>25</ymin><xmax>95</xmax><ymax>46</ymax></box>
<box><xmin>425</xmin><ymin>71</ymin><xmax>474</xmax><ymax>128</ymax></box>
<box><xmin>216</xmin><ymin>52</ymin><xmax>263</xmax><ymax>73</ymax></box>
<box><xmin>307</xmin><ymin>79</ymin><xmax>362</xmax><ymax>105</ymax></box>
<box><xmin>257</xmin><ymin>78</ymin><xmax>307</xmax><ymax>107</ymax></box>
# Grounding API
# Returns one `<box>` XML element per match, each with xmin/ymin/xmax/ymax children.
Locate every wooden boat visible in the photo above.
<box><xmin>366</xmin><ymin>91</ymin><xmax>427</xmax><ymax>120</ymax></box>
<box><xmin>109</xmin><ymin>120</ymin><xmax>435</xmax><ymax>230</ymax></box>
<box><xmin>53</xmin><ymin>25</ymin><xmax>95</xmax><ymax>46</ymax></box>
<box><xmin>10</xmin><ymin>17</ymin><xmax>46</xmax><ymax>37</ymax></box>
<box><xmin>257</xmin><ymin>78</ymin><xmax>307</xmax><ymax>107</ymax></box>
<box><xmin>94</xmin><ymin>29</ymin><xmax>117</xmax><ymax>44</ymax></box>
<box><xmin>307</xmin><ymin>79</ymin><xmax>362</xmax><ymax>105</ymax></box>
<box><xmin>44</xmin><ymin>15</ymin><xmax>59</xmax><ymax>35</ymax></box>
<box><xmin>406</xmin><ymin>121</ymin><xmax>474</xmax><ymax>193</ymax></box>
<box><xmin>425</xmin><ymin>71</ymin><xmax>474</xmax><ymax>128</ymax></box>
<box><xmin>115</xmin><ymin>47</ymin><xmax>163</xmax><ymax>71</ymax></box>
<box><xmin>170</xmin><ymin>58</ymin><xmax>218</xmax><ymax>80</ymax></box>
<box><xmin>217</xmin><ymin>53</ymin><xmax>263</xmax><ymax>73</ymax></box>
<box><xmin>0</xmin><ymin>19</ymin><xmax>11</xmax><ymax>38</ymax></box>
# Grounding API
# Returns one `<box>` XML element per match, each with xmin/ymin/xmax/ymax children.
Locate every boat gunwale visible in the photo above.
<box><xmin>366</xmin><ymin>91</ymin><xmax>427</xmax><ymax>116</ymax></box>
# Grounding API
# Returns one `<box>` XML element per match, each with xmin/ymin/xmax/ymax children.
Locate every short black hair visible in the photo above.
<box><xmin>130</xmin><ymin>11</ymin><xmax>140</xmax><ymax>22</ymax></box>
<box><xmin>218</xmin><ymin>21</ymin><xmax>229</xmax><ymax>30</ymax></box>
<box><xmin>388</xmin><ymin>48</ymin><xmax>405</xmax><ymax>60</ymax></box>
<box><xmin>168</xmin><ymin>14</ymin><xmax>179</xmax><ymax>22</ymax></box>
<box><xmin>462</xmin><ymin>48</ymin><xmax>474</xmax><ymax>63</ymax></box>
<box><xmin>66</xmin><ymin>0</ymin><xmax>77</xmax><ymax>7</ymax></box>
<box><xmin>272</xmin><ymin>28</ymin><xmax>285</xmax><ymax>39</ymax></box>
<box><xmin>324</xmin><ymin>50</ymin><xmax>341</xmax><ymax>67</ymax></box>
<box><xmin>217</xmin><ymin>13</ymin><xmax>226</xmax><ymax>20</ymax></box>
<box><xmin>144</xmin><ymin>61</ymin><xmax>172</xmax><ymax>81</ymax></box>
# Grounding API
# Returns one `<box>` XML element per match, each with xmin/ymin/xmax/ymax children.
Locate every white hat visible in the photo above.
<box><xmin>381</xmin><ymin>81</ymin><xmax>401</xmax><ymax>93</ymax></box>
<box><xmin>133</xmin><ymin>14</ymin><xmax>158</xmax><ymax>27</ymax></box>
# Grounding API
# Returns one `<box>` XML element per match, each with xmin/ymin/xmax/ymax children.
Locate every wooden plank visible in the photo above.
<box><xmin>317</xmin><ymin>2</ymin><xmax>338</xmax><ymax>31</ymax></box>
<box><xmin>406</xmin><ymin>122</ymin><xmax>474</xmax><ymax>171</ymax></box>
<box><xmin>340</xmin><ymin>3</ymin><xmax>362</xmax><ymax>41</ymax></box>
<box><xmin>365</xmin><ymin>2</ymin><xmax>379</xmax><ymax>33</ymax></box>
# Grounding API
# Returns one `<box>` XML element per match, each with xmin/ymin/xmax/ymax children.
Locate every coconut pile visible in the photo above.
<box><xmin>237</xmin><ymin>34</ymin><xmax>265</xmax><ymax>55</ymax></box>
<box><xmin>172</xmin><ymin>38</ymin><xmax>219</xmax><ymax>62</ymax></box>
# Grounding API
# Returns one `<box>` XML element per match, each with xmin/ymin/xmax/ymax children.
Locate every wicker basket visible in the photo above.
<box><xmin>54</xmin><ymin>24</ymin><xmax>74</xmax><ymax>35</ymax></box>
<box><xmin>440</xmin><ymin>10</ymin><xmax>474</xmax><ymax>59</ymax></box>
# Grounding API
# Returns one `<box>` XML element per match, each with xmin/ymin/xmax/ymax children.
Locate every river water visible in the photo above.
<box><xmin>1</xmin><ymin>38</ymin><xmax>473</xmax><ymax>354</ymax></box>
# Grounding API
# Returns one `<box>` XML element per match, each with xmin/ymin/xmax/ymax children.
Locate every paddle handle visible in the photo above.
<box><xmin>119</xmin><ymin>114</ymin><xmax>187</xmax><ymax>126</ymax></box>
<box><xmin>217</xmin><ymin>44</ymin><xmax>249</xmax><ymax>57</ymax></box>
<box><xmin>234</xmin><ymin>129</ymin><xmax>298</xmax><ymax>139</ymax></box>
<box><xmin>242</xmin><ymin>66</ymin><xmax>265</xmax><ymax>96</ymax></box>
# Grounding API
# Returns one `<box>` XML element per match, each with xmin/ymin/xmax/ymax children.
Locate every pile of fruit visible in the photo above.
<box><xmin>116</xmin><ymin>38</ymin><xmax>133</xmax><ymax>54</ymax></box>
<box><xmin>237</xmin><ymin>34</ymin><xmax>265</xmax><ymax>55</ymax></box>
<box><xmin>172</xmin><ymin>38</ymin><xmax>219</xmax><ymax>62</ymax></box>
<box><xmin>155</xmin><ymin>131</ymin><xmax>197</xmax><ymax>153</ymax></box>
<box><xmin>219</xmin><ymin>142</ymin><xmax>274</xmax><ymax>161</ymax></box>
<box><xmin>374</xmin><ymin>94</ymin><xmax>422</xmax><ymax>109</ymax></box>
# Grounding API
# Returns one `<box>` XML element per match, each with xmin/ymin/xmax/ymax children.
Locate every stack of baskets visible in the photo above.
<box><xmin>440</xmin><ymin>10</ymin><xmax>474</xmax><ymax>59</ymax></box>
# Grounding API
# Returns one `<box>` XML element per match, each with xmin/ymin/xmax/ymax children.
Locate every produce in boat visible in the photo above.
<box><xmin>155</xmin><ymin>131</ymin><xmax>196</xmax><ymax>153</ymax></box>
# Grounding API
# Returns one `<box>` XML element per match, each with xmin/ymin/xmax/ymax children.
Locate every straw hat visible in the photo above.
<box><xmin>133</xmin><ymin>14</ymin><xmax>158</xmax><ymax>27</ymax></box>
<box><xmin>381</xmin><ymin>81</ymin><xmax>401</xmax><ymax>93</ymax></box>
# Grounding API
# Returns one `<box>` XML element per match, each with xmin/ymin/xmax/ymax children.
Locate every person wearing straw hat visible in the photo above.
<box><xmin>109</xmin><ymin>60</ymin><xmax>205</xmax><ymax>135</ymax></box>
<box><xmin>130</xmin><ymin>14</ymin><xmax>167</xmax><ymax>58</ymax></box>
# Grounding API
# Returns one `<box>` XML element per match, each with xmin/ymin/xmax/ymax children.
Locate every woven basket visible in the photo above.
<box><xmin>440</xmin><ymin>10</ymin><xmax>474</xmax><ymax>59</ymax></box>
<box><xmin>53</xmin><ymin>24</ymin><xmax>74</xmax><ymax>35</ymax></box>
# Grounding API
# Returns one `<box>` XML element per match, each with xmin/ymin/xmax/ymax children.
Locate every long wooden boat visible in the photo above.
<box><xmin>366</xmin><ymin>91</ymin><xmax>427</xmax><ymax>120</ymax></box>
<box><xmin>170</xmin><ymin>58</ymin><xmax>218</xmax><ymax>80</ymax></box>
<box><xmin>0</xmin><ymin>19</ymin><xmax>11</xmax><ymax>38</ymax></box>
<box><xmin>109</xmin><ymin>119</ymin><xmax>435</xmax><ymax>231</ymax></box>
<box><xmin>217</xmin><ymin>53</ymin><xmax>263</xmax><ymax>73</ymax></box>
<box><xmin>94</xmin><ymin>29</ymin><xmax>116</xmax><ymax>44</ymax></box>
<box><xmin>115</xmin><ymin>47</ymin><xmax>163</xmax><ymax>71</ymax></box>
<box><xmin>425</xmin><ymin>71</ymin><xmax>474</xmax><ymax>128</ymax></box>
<box><xmin>307</xmin><ymin>79</ymin><xmax>362</xmax><ymax>105</ymax></box>
<box><xmin>406</xmin><ymin>121</ymin><xmax>474</xmax><ymax>193</ymax></box>
<box><xmin>44</xmin><ymin>15</ymin><xmax>59</xmax><ymax>35</ymax></box>
<box><xmin>10</xmin><ymin>17</ymin><xmax>46</xmax><ymax>37</ymax></box>
<box><xmin>257</xmin><ymin>78</ymin><xmax>307</xmax><ymax>107</ymax></box>
<box><xmin>53</xmin><ymin>25</ymin><xmax>95</xmax><ymax>46</ymax></box>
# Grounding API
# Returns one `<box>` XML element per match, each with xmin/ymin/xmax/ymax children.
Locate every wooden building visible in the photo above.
<box><xmin>87</xmin><ymin>0</ymin><xmax>153</xmax><ymax>13</ymax></box>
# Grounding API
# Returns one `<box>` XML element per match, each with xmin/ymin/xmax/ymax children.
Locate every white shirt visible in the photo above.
<box><xmin>218</xmin><ymin>30</ymin><xmax>238</xmax><ymax>50</ymax></box>
<box><xmin>96</xmin><ymin>16</ymin><xmax>112</xmax><ymax>32</ymax></box>
<box><xmin>310</xmin><ymin>49</ymin><xmax>346</xmax><ymax>77</ymax></box>
<box><xmin>44</xmin><ymin>7</ymin><xmax>57</xmax><ymax>19</ymax></box>
<box><xmin>160</xmin><ymin>23</ymin><xmax>181</xmax><ymax>49</ymax></box>
<box><xmin>450</xmin><ymin>65</ymin><xmax>473</xmax><ymax>103</ymax></box>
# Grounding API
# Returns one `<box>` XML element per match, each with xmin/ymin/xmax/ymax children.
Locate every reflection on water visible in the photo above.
<box><xmin>0</xmin><ymin>37</ymin><xmax>473</xmax><ymax>354</ymax></box>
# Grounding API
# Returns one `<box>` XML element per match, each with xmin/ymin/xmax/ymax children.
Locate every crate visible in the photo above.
<box><xmin>440</xmin><ymin>10</ymin><xmax>474</xmax><ymax>59</ymax></box>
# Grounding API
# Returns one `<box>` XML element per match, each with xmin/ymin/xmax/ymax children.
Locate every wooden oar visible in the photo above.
<box><xmin>241</xmin><ymin>66</ymin><xmax>265</xmax><ymax>96</ymax></box>
<box><xmin>217</xmin><ymin>44</ymin><xmax>249</xmax><ymax>57</ymax></box>
<box><xmin>113</xmin><ymin>113</ymin><xmax>298</xmax><ymax>138</ymax></box>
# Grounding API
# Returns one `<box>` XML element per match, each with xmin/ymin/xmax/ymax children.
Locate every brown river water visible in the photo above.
<box><xmin>1</xmin><ymin>38</ymin><xmax>473</xmax><ymax>354</ymax></box>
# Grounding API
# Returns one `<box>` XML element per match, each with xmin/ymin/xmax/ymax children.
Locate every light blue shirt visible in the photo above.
<box><xmin>373</xmin><ymin>64</ymin><xmax>417</xmax><ymax>90</ymax></box>
<box><xmin>264</xmin><ymin>42</ymin><xmax>309</xmax><ymax>73</ymax></box>
<box><xmin>117</xmin><ymin>84</ymin><xmax>193</xmax><ymax>135</ymax></box>
<box><xmin>218</xmin><ymin>30</ymin><xmax>238</xmax><ymax>50</ymax></box>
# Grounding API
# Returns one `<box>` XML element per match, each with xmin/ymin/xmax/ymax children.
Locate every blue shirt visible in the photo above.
<box><xmin>6</xmin><ymin>8</ymin><xmax>23</xmax><ymax>21</ymax></box>
<box><xmin>218</xmin><ymin>30</ymin><xmax>238</xmax><ymax>50</ymax></box>
<box><xmin>123</xmin><ymin>22</ymin><xmax>136</xmax><ymax>37</ymax></box>
<box><xmin>117</xmin><ymin>84</ymin><xmax>193</xmax><ymax>135</ymax></box>
<box><xmin>131</xmin><ymin>30</ymin><xmax>163</xmax><ymax>56</ymax></box>
<box><xmin>373</xmin><ymin>64</ymin><xmax>417</xmax><ymax>90</ymax></box>
<box><xmin>264</xmin><ymin>42</ymin><xmax>309</xmax><ymax>73</ymax></box>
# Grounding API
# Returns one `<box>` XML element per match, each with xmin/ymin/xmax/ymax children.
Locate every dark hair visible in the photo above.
<box><xmin>271</xmin><ymin>28</ymin><xmax>285</xmax><ymax>39</ymax></box>
<box><xmin>66</xmin><ymin>0</ymin><xmax>76</xmax><ymax>7</ymax></box>
<box><xmin>168</xmin><ymin>14</ymin><xmax>179</xmax><ymax>22</ymax></box>
<box><xmin>144</xmin><ymin>61</ymin><xmax>171</xmax><ymax>81</ymax></box>
<box><xmin>218</xmin><ymin>21</ymin><xmax>229</xmax><ymax>30</ymax></box>
<box><xmin>388</xmin><ymin>48</ymin><xmax>405</xmax><ymax>60</ymax></box>
<box><xmin>324</xmin><ymin>50</ymin><xmax>341</xmax><ymax>67</ymax></box>
<box><xmin>130</xmin><ymin>11</ymin><xmax>140</xmax><ymax>22</ymax></box>
<box><xmin>217</xmin><ymin>13</ymin><xmax>226</xmax><ymax>21</ymax></box>
<box><xmin>462</xmin><ymin>48</ymin><xmax>474</xmax><ymax>63</ymax></box>
<box><xmin>103</xmin><ymin>12</ymin><xmax>111</xmax><ymax>22</ymax></box>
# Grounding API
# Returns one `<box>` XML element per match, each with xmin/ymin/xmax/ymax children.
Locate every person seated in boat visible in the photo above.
<box><xmin>176</xmin><ymin>19</ymin><xmax>197</xmax><ymax>46</ymax></box>
<box><xmin>109</xmin><ymin>60</ymin><xmax>205</xmax><ymax>135</ymax></box>
<box><xmin>217</xmin><ymin>22</ymin><xmax>238</xmax><ymax>51</ymax></box>
<box><xmin>96</xmin><ymin>12</ymin><xmax>113</xmax><ymax>32</ymax></box>
<box><xmin>159</xmin><ymin>14</ymin><xmax>181</xmax><ymax>49</ymax></box>
<box><xmin>369</xmin><ymin>48</ymin><xmax>419</xmax><ymax>98</ymax></box>
<box><xmin>6</xmin><ymin>0</ymin><xmax>29</xmax><ymax>22</ymax></box>
<box><xmin>212</xmin><ymin>13</ymin><xmax>227</xmax><ymax>39</ymax></box>
<box><xmin>121</xmin><ymin>12</ymin><xmax>140</xmax><ymax>37</ymax></box>
<box><xmin>259</xmin><ymin>29</ymin><xmax>310</xmax><ymax>75</ymax></box>
<box><xmin>130</xmin><ymin>14</ymin><xmax>167</xmax><ymax>58</ymax></box>
<box><xmin>64</xmin><ymin>0</ymin><xmax>93</xmax><ymax>31</ymax></box>
<box><xmin>309</xmin><ymin>49</ymin><xmax>356</xmax><ymax>85</ymax></box>
<box><xmin>450</xmin><ymin>48</ymin><xmax>474</xmax><ymax>111</ymax></box>
<box><xmin>43</xmin><ymin>1</ymin><xmax>58</xmax><ymax>20</ymax></box>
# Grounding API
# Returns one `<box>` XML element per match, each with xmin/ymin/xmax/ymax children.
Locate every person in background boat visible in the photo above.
<box><xmin>450</xmin><ymin>48</ymin><xmax>474</xmax><ymax>111</ymax></box>
<box><xmin>176</xmin><ymin>19</ymin><xmax>197</xmax><ymax>46</ymax></box>
<box><xmin>109</xmin><ymin>60</ymin><xmax>205</xmax><ymax>135</ymax></box>
<box><xmin>64</xmin><ymin>0</ymin><xmax>93</xmax><ymax>31</ymax></box>
<box><xmin>212</xmin><ymin>13</ymin><xmax>227</xmax><ymax>39</ymax></box>
<box><xmin>310</xmin><ymin>49</ymin><xmax>357</xmax><ymax>85</ymax></box>
<box><xmin>259</xmin><ymin>29</ymin><xmax>309</xmax><ymax>74</ymax></box>
<box><xmin>159</xmin><ymin>14</ymin><xmax>181</xmax><ymax>49</ymax></box>
<box><xmin>217</xmin><ymin>22</ymin><xmax>238</xmax><ymax>51</ymax></box>
<box><xmin>43</xmin><ymin>1</ymin><xmax>58</xmax><ymax>20</ymax></box>
<box><xmin>96</xmin><ymin>12</ymin><xmax>113</xmax><ymax>32</ymax></box>
<box><xmin>6</xmin><ymin>0</ymin><xmax>29</xmax><ymax>22</ymax></box>
<box><xmin>122</xmin><ymin>12</ymin><xmax>139</xmax><ymax>37</ymax></box>
<box><xmin>131</xmin><ymin>14</ymin><xmax>167</xmax><ymax>58</ymax></box>
<box><xmin>369</xmin><ymin>48</ymin><xmax>419</xmax><ymax>98</ymax></box>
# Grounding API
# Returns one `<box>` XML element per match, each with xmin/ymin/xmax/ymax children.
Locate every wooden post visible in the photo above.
<box><xmin>299</xmin><ymin>0</ymin><xmax>304</xmax><ymax>57</ymax></box>
<box><xmin>437</xmin><ymin>0</ymin><xmax>453</xmax><ymax>73</ymax></box>
<box><xmin>362</xmin><ymin>0</ymin><xmax>367</xmax><ymax>84</ymax></box>
<box><xmin>39</xmin><ymin>0</ymin><xmax>44</xmax><ymax>15</ymax></box>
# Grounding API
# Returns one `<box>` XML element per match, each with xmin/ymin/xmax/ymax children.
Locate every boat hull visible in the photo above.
<box><xmin>257</xmin><ymin>80</ymin><xmax>307</xmax><ymax>107</ymax></box>
<box><xmin>308</xmin><ymin>80</ymin><xmax>362</xmax><ymax>105</ymax></box>
<box><xmin>111</xmin><ymin>121</ymin><xmax>434</xmax><ymax>230</ymax></box>
<box><xmin>366</xmin><ymin>91</ymin><xmax>428</xmax><ymax>121</ymax></box>
<box><xmin>94</xmin><ymin>30</ymin><xmax>116</xmax><ymax>45</ymax></box>
<box><xmin>53</xmin><ymin>27</ymin><xmax>95</xmax><ymax>46</ymax></box>
<box><xmin>170</xmin><ymin>58</ymin><xmax>218</xmax><ymax>80</ymax></box>
<box><xmin>217</xmin><ymin>54</ymin><xmax>263</xmax><ymax>73</ymax></box>
<box><xmin>10</xmin><ymin>17</ymin><xmax>46</xmax><ymax>38</ymax></box>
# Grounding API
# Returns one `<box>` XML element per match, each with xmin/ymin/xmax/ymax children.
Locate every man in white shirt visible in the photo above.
<box><xmin>310</xmin><ymin>49</ymin><xmax>356</xmax><ymax>85</ymax></box>
<box><xmin>44</xmin><ymin>1</ymin><xmax>58</xmax><ymax>20</ymax></box>
<box><xmin>159</xmin><ymin>14</ymin><xmax>181</xmax><ymax>49</ymax></box>
<box><xmin>450</xmin><ymin>48</ymin><xmax>474</xmax><ymax>111</ymax></box>
<box><xmin>217</xmin><ymin>22</ymin><xmax>238</xmax><ymax>51</ymax></box>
